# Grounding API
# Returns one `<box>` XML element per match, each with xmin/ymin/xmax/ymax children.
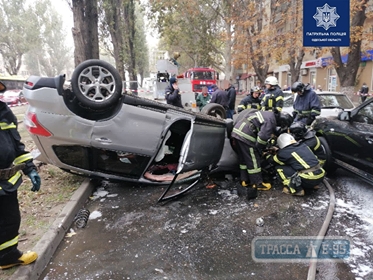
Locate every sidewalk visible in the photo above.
<box><xmin>9</xmin><ymin>179</ymin><xmax>94</xmax><ymax>280</ymax></box>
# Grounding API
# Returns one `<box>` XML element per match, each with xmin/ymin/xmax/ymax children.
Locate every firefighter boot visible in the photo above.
<box><xmin>282</xmin><ymin>186</ymin><xmax>305</xmax><ymax>196</ymax></box>
<box><xmin>247</xmin><ymin>185</ymin><xmax>258</xmax><ymax>200</ymax></box>
<box><xmin>236</xmin><ymin>181</ymin><xmax>248</xmax><ymax>197</ymax></box>
<box><xmin>256</xmin><ymin>182</ymin><xmax>272</xmax><ymax>191</ymax></box>
<box><xmin>0</xmin><ymin>251</ymin><xmax>38</xmax><ymax>270</ymax></box>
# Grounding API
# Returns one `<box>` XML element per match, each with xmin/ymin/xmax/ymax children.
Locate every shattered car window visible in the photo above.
<box><xmin>319</xmin><ymin>95</ymin><xmax>354</xmax><ymax>109</ymax></box>
<box><xmin>355</xmin><ymin>102</ymin><xmax>373</xmax><ymax>125</ymax></box>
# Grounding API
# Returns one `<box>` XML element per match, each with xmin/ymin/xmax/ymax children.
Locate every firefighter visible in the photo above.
<box><xmin>0</xmin><ymin>87</ymin><xmax>41</xmax><ymax>269</ymax></box>
<box><xmin>231</xmin><ymin>110</ymin><xmax>286</xmax><ymax>200</ymax></box>
<box><xmin>267</xmin><ymin>133</ymin><xmax>325</xmax><ymax>196</ymax></box>
<box><xmin>237</xmin><ymin>86</ymin><xmax>262</xmax><ymax>113</ymax></box>
<box><xmin>261</xmin><ymin>76</ymin><xmax>284</xmax><ymax>113</ymax></box>
<box><xmin>289</xmin><ymin>121</ymin><xmax>326</xmax><ymax>166</ymax></box>
<box><xmin>291</xmin><ymin>82</ymin><xmax>321</xmax><ymax>125</ymax></box>
<box><xmin>165</xmin><ymin>76</ymin><xmax>183</xmax><ymax>108</ymax></box>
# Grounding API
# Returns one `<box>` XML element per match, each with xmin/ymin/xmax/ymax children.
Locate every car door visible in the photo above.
<box><xmin>90</xmin><ymin>104</ymin><xmax>167</xmax><ymax>178</ymax></box>
<box><xmin>330</xmin><ymin>100</ymin><xmax>373</xmax><ymax>171</ymax></box>
<box><xmin>177</xmin><ymin>119</ymin><xmax>226</xmax><ymax>173</ymax></box>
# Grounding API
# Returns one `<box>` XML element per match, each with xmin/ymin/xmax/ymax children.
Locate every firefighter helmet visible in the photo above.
<box><xmin>277</xmin><ymin>133</ymin><xmax>297</xmax><ymax>149</ymax></box>
<box><xmin>251</xmin><ymin>86</ymin><xmax>261</xmax><ymax>94</ymax></box>
<box><xmin>276</xmin><ymin>112</ymin><xmax>294</xmax><ymax>129</ymax></box>
<box><xmin>291</xmin><ymin>82</ymin><xmax>305</xmax><ymax>93</ymax></box>
<box><xmin>289</xmin><ymin>121</ymin><xmax>307</xmax><ymax>140</ymax></box>
<box><xmin>264</xmin><ymin>76</ymin><xmax>278</xmax><ymax>86</ymax></box>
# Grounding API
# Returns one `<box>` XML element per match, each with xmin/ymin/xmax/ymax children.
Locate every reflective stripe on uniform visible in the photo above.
<box><xmin>0</xmin><ymin>122</ymin><xmax>16</xmax><ymax>130</ymax></box>
<box><xmin>239</xmin><ymin>164</ymin><xmax>247</xmax><ymax>170</ymax></box>
<box><xmin>276</xmin><ymin>169</ymin><xmax>290</xmax><ymax>186</ymax></box>
<box><xmin>232</xmin><ymin>128</ymin><xmax>257</xmax><ymax>143</ymax></box>
<box><xmin>8</xmin><ymin>171</ymin><xmax>22</xmax><ymax>185</ymax></box>
<box><xmin>291</xmin><ymin>152</ymin><xmax>311</xmax><ymax>169</ymax></box>
<box><xmin>273</xmin><ymin>155</ymin><xmax>285</xmax><ymax>165</ymax></box>
<box><xmin>14</xmin><ymin>153</ymin><xmax>33</xmax><ymax>164</ymax></box>
<box><xmin>299</xmin><ymin>168</ymin><xmax>325</xmax><ymax>180</ymax></box>
<box><xmin>0</xmin><ymin>236</ymin><xmax>19</xmax><ymax>251</ymax></box>
<box><xmin>314</xmin><ymin>137</ymin><xmax>321</xmax><ymax>151</ymax></box>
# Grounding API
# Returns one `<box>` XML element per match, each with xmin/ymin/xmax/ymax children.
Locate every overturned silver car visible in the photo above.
<box><xmin>23</xmin><ymin>59</ymin><xmax>237</xmax><ymax>201</ymax></box>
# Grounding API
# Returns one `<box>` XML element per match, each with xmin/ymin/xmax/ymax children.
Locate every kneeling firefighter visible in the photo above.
<box><xmin>289</xmin><ymin>121</ymin><xmax>326</xmax><ymax>166</ymax></box>
<box><xmin>266</xmin><ymin>133</ymin><xmax>325</xmax><ymax>196</ymax></box>
<box><xmin>237</xmin><ymin>86</ymin><xmax>262</xmax><ymax>113</ymax></box>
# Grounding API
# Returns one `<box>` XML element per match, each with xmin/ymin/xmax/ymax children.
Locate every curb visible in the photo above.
<box><xmin>9</xmin><ymin>178</ymin><xmax>95</xmax><ymax>280</ymax></box>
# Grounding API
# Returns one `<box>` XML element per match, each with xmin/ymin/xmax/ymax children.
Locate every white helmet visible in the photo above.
<box><xmin>277</xmin><ymin>133</ymin><xmax>297</xmax><ymax>149</ymax></box>
<box><xmin>265</xmin><ymin>76</ymin><xmax>278</xmax><ymax>86</ymax></box>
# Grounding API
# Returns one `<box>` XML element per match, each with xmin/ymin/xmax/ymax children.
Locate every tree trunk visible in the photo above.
<box><xmin>72</xmin><ymin>0</ymin><xmax>99</xmax><ymax>67</ymax></box>
<box><xmin>331</xmin><ymin>0</ymin><xmax>367</xmax><ymax>101</ymax></box>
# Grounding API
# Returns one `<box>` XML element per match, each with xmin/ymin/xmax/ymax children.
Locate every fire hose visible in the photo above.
<box><xmin>307</xmin><ymin>178</ymin><xmax>336</xmax><ymax>280</ymax></box>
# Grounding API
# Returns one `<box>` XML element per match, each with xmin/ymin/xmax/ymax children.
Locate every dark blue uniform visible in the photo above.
<box><xmin>261</xmin><ymin>86</ymin><xmax>284</xmax><ymax>112</ymax></box>
<box><xmin>293</xmin><ymin>88</ymin><xmax>321</xmax><ymax>125</ymax></box>
<box><xmin>0</xmin><ymin>102</ymin><xmax>36</xmax><ymax>266</ymax></box>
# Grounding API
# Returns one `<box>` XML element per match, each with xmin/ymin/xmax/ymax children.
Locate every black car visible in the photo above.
<box><xmin>312</xmin><ymin>97</ymin><xmax>373</xmax><ymax>185</ymax></box>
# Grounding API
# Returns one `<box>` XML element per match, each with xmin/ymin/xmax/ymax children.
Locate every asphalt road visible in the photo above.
<box><xmin>38</xmin><ymin>171</ymin><xmax>373</xmax><ymax>280</ymax></box>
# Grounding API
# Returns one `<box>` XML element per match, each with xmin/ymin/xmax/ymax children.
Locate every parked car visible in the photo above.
<box><xmin>282</xmin><ymin>91</ymin><xmax>355</xmax><ymax>118</ymax></box>
<box><xmin>21</xmin><ymin>59</ymin><xmax>237</xmax><ymax>202</ymax></box>
<box><xmin>312</xmin><ymin>97</ymin><xmax>373</xmax><ymax>185</ymax></box>
<box><xmin>0</xmin><ymin>89</ymin><xmax>26</xmax><ymax>106</ymax></box>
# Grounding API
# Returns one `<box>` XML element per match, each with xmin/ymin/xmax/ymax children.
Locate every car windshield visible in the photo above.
<box><xmin>318</xmin><ymin>94</ymin><xmax>354</xmax><ymax>109</ymax></box>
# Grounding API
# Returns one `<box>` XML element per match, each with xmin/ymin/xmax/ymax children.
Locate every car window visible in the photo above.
<box><xmin>283</xmin><ymin>96</ymin><xmax>294</xmax><ymax>107</ymax></box>
<box><xmin>318</xmin><ymin>94</ymin><xmax>354</xmax><ymax>109</ymax></box>
<box><xmin>354</xmin><ymin>101</ymin><xmax>373</xmax><ymax>125</ymax></box>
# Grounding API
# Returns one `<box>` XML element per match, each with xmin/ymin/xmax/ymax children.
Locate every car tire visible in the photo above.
<box><xmin>319</xmin><ymin>136</ymin><xmax>337</xmax><ymax>174</ymax></box>
<box><xmin>201</xmin><ymin>103</ymin><xmax>227</xmax><ymax>119</ymax></box>
<box><xmin>71</xmin><ymin>59</ymin><xmax>122</xmax><ymax>110</ymax></box>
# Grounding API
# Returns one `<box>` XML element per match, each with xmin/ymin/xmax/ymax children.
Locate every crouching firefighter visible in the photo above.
<box><xmin>266</xmin><ymin>133</ymin><xmax>325</xmax><ymax>196</ymax></box>
<box><xmin>289</xmin><ymin>121</ymin><xmax>327</xmax><ymax>166</ymax></box>
<box><xmin>0</xmin><ymin>97</ymin><xmax>41</xmax><ymax>269</ymax></box>
<box><xmin>231</xmin><ymin>110</ymin><xmax>282</xmax><ymax>200</ymax></box>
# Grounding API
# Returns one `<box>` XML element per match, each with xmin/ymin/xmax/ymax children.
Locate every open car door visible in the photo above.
<box><xmin>158</xmin><ymin>119</ymin><xmax>226</xmax><ymax>202</ymax></box>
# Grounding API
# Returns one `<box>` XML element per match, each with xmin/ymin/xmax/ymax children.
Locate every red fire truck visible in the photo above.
<box><xmin>183</xmin><ymin>67</ymin><xmax>219</xmax><ymax>93</ymax></box>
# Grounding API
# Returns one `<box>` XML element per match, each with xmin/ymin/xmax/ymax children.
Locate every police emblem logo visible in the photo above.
<box><xmin>313</xmin><ymin>3</ymin><xmax>340</xmax><ymax>30</ymax></box>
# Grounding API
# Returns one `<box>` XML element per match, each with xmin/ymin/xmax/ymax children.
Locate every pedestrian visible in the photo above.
<box><xmin>289</xmin><ymin>121</ymin><xmax>327</xmax><ymax>166</ymax></box>
<box><xmin>165</xmin><ymin>76</ymin><xmax>183</xmax><ymax>108</ymax></box>
<box><xmin>291</xmin><ymin>82</ymin><xmax>321</xmax><ymax>125</ymax></box>
<box><xmin>0</xmin><ymin>82</ymin><xmax>41</xmax><ymax>269</ymax></box>
<box><xmin>359</xmin><ymin>82</ymin><xmax>369</xmax><ymax>103</ymax></box>
<box><xmin>261</xmin><ymin>76</ymin><xmax>284</xmax><ymax>113</ymax></box>
<box><xmin>237</xmin><ymin>86</ymin><xmax>262</xmax><ymax>113</ymax></box>
<box><xmin>195</xmin><ymin>86</ymin><xmax>211</xmax><ymax>111</ymax></box>
<box><xmin>266</xmin><ymin>133</ymin><xmax>325</xmax><ymax>196</ymax></box>
<box><xmin>226</xmin><ymin>81</ymin><xmax>237</xmax><ymax>119</ymax></box>
<box><xmin>282</xmin><ymin>85</ymin><xmax>290</xmax><ymax>91</ymax></box>
<box><xmin>210</xmin><ymin>85</ymin><xmax>229</xmax><ymax>117</ymax></box>
<box><xmin>231</xmin><ymin>110</ymin><xmax>288</xmax><ymax>200</ymax></box>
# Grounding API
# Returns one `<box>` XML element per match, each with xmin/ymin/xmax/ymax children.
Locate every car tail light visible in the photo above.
<box><xmin>24</xmin><ymin>112</ymin><xmax>52</xmax><ymax>137</ymax></box>
<box><xmin>25</xmin><ymin>81</ymin><xmax>34</xmax><ymax>87</ymax></box>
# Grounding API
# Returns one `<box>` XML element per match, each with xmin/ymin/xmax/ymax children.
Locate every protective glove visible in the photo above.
<box><xmin>27</xmin><ymin>170</ymin><xmax>41</xmax><ymax>192</ymax></box>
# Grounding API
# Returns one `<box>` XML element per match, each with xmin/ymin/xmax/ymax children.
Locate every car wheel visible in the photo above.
<box><xmin>71</xmin><ymin>59</ymin><xmax>122</xmax><ymax>110</ymax></box>
<box><xmin>201</xmin><ymin>103</ymin><xmax>227</xmax><ymax>119</ymax></box>
<box><xmin>319</xmin><ymin>136</ymin><xmax>337</xmax><ymax>174</ymax></box>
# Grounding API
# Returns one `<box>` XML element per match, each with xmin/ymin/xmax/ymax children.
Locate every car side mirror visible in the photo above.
<box><xmin>0</xmin><ymin>81</ymin><xmax>6</xmax><ymax>93</ymax></box>
<box><xmin>338</xmin><ymin>111</ymin><xmax>350</xmax><ymax>121</ymax></box>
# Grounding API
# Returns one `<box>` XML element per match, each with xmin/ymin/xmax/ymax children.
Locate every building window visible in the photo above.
<box><xmin>310</xmin><ymin>71</ymin><xmax>316</xmax><ymax>88</ymax></box>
